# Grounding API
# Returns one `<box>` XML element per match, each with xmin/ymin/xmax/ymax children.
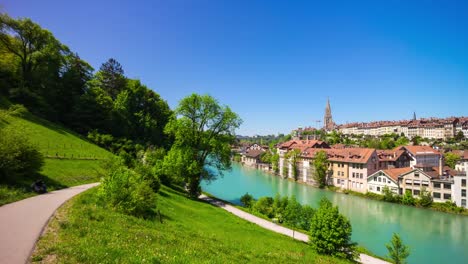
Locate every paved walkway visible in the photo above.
<box><xmin>0</xmin><ymin>183</ymin><xmax>99</xmax><ymax>264</ymax></box>
<box><xmin>200</xmin><ymin>195</ymin><xmax>389</xmax><ymax>264</ymax></box>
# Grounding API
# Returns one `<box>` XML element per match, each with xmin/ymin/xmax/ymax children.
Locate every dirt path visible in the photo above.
<box><xmin>200</xmin><ymin>195</ymin><xmax>389</xmax><ymax>264</ymax></box>
<box><xmin>0</xmin><ymin>183</ymin><xmax>99</xmax><ymax>264</ymax></box>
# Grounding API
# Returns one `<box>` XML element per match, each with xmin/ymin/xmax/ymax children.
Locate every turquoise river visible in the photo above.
<box><xmin>201</xmin><ymin>163</ymin><xmax>468</xmax><ymax>264</ymax></box>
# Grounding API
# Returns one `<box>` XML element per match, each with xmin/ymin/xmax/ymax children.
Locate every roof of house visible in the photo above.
<box><xmin>396</xmin><ymin>146</ymin><xmax>440</xmax><ymax>156</ymax></box>
<box><xmin>376</xmin><ymin>149</ymin><xmax>408</xmax><ymax>162</ymax></box>
<box><xmin>301</xmin><ymin>147</ymin><xmax>376</xmax><ymax>164</ymax></box>
<box><xmin>381</xmin><ymin>167</ymin><xmax>413</xmax><ymax>182</ymax></box>
<box><xmin>451</xmin><ymin>150</ymin><xmax>468</xmax><ymax>160</ymax></box>
<box><xmin>244</xmin><ymin>149</ymin><xmax>264</xmax><ymax>158</ymax></box>
<box><xmin>279</xmin><ymin>140</ymin><xmax>329</xmax><ymax>151</ymax></box>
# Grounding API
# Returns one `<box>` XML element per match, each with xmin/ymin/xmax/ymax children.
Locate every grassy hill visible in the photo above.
<box><xmin>0</xmin><ymin>100</ymin><xmax>112</xmax><ymax>205</ymax></box>
<box><xmin>32</xmin><ymin>185</ymin><xmax>350</xmax><ymax>263</ymax></box>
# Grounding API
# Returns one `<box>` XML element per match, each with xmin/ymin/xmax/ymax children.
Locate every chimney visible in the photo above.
<box><xmin>439</xmin><ymin>156</ymin><xmax>443</xmax><ymax>176</ymax></box>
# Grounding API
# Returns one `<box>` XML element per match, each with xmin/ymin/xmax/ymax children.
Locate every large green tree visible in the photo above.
<box><xmin>164</xmin><ymin>94</ymin><xmax>242</xmax><ymax>197</ymax></box>
<box><xmin>309</xmin><ymin>198</ymin><xmax>356</xmax><ymax>259</ymax></box>
<box><xmin>313</xmin><ymin>150</ymin><xmax>329</xmax><ymax>188</ymax></box>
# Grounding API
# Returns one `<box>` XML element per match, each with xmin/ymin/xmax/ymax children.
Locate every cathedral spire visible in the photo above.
<box><xmin>324</xmin><ymin>98</ymin><xmax>334</xmax><ymax>131</ymax></box>
<box><xmin>413</xmin><ymin>112</ymin><xmax>416</xmax><ymax>121</ymax></box>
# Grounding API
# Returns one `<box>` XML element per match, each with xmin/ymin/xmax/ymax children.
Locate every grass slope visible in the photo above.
<box><xmin>0</xmin><ymin>102</ymin><xmax>112</xmax><ymax>205</ymax></box>
<box><xmin>32</xmin><ymin>186</ymin><xmax>350</xmax><ymax>264</ymax></box>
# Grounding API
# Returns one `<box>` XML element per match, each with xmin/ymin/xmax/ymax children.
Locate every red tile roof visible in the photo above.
<box><xmin>381</xmin><ymin>167</ymin><xmax>413</xmax><ymax>182</ymax></box>
<box><xmin>301</xmin><ymin>148</ymin><xmax>376</xmax><ymax>164</ymax></box>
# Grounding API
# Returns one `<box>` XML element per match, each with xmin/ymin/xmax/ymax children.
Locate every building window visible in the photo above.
<box><xmin>377</xmin><ymin>186</ymin><xmax>380</xmax><ymax>192</ymax></box>
<box><xmin>462</xmin><ymin>190</ymin><xmax>466</xmax><ymax>198</ymax></box>
<box><xmin>413</xmin><ymin>190</ymin><xmax>420</xmax><ymax>196</ymax></box>
<box><xmin>443</xmin><ymin>193</ymin><xmax>451</xmax><ymax>200</ymax></box>
<box><xmin>378</xmin><ymin>177</ymin><xmax>381</xmax><ymax>182</ymax></box>
<box><xmin>414</xmin><ymin>172</ymin><xmax>419</xmax><ymax>178</ymax></box>
<box><xmin>352</xmin><ymin>172</ymin><xmax>355</xmax><ymax>178</ymax></box>
<box><xmin>433</xmin><ymin>192</ymin><xmax>441</xmax><ymax>199</ymax></box>
<box><xmin>360</xmin><ymin>183</ymin><xmax>363</xmax><ymax>189</ymax></box>
<box><xmin>434</xmin><ymin>183</ymin><xmax>441</xmax><ymax>189</ymax></box>
<box><xmin>444</xmin><ymin>184</ymin><xmax>451</xmax><ymax>190</ymax></box>
<box><xmin>463</xmin><ymin>179</ymin><xmax>466</xmax><ymax>187</ymax></box>
<box><xmin>360</xmin><ymin>173</ymin><xmax>363</xmax><ymax>179</ymax></box>
<box><xmin>462</xmin><ymin>199</ymin><xmax>466</xmax><ymax>207</ymax></box>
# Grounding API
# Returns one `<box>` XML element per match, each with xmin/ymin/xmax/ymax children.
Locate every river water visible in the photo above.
<box><xmin>201</xmin><ymin>163</ymin><xmax>468</xmax><ymax>263</ymax></box>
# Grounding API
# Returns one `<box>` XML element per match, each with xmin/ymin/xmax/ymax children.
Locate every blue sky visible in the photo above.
<box><xmin>3</xmin><ymin>0</ymin><xmax>467</xmax><ymax>135</ymax></box>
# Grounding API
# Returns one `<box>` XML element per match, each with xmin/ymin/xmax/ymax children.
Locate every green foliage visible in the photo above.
<box><xmin>313</xmin><ymin>150</ymin><xmax>329</xmax><ymax>188</ymax></box>
<box><xmin>444</xmin><ymin>152</ymin><xmax>460</xmax><ymax>169</ymax></box>
<box><xmin>164</xmin><ymin>94</ymin><xmax>242</xmax><ymax>197</ymax></box>
<box><xmin>271</xmin><ymin>152</ymin><xmax>280</xmax><ymax>173</ymax></box>
<box><xmin>386</xmin><ymin>233</ymin><xmax>410</xmax><ymax>264</ymax></box>
<box><xmin>0</xmin><ymin>127</ymin><xmax>44</xmax><ymax>181</ymax></box>
<box><xmin>285</xmin><ymin>149</ymin><xmax>301</xmax><ymax>181</ymax></box>
<box><xmin>417</xmin><ymin>187</ymin><xmax>433</xmax><ymax>207</ymax></box>
<box><xmin>240</xmin><ymin>192</ymin><xmax>254</xmax><ymax>208</ymax></box>
<box><xmin>455</xmin><ymin>131</ymin><xmax>465</xmax><ymax>141</ymax></box>
<box><xmin>284</xmin><ymin>195</ymin><xmax>302</xmax><ymax>227</ymax></box>
<box><xmin>99</xmin><ymin>161</ymin><xmax>157</xmax><ymax>218</ymax></box>
<box><xmin>401</xmin><ymin>190</ymin><xmax>415</xmax><ymax>206</ymax></box>
<box><xmin>253</xmin><ymin>196</ymin><xmax>274</xmax><ymax>218</ymax></box>
<box><xmin>309</xmin><ymin>198</ymin><xmax>356</xmax><ymax>259</ymax></box>
<box><xmin>32</xmin><ymin>186</ymin><xmax>350</xmax><ymax>263</ymax></box>
<box><xmin>382</xmin><ymin>186</ymin><xmax>397</xmax><ymax>203</ymax></box>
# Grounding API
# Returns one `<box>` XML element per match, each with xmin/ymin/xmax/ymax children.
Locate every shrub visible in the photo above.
<box><xmin>240</xmin><ymin>192</ymin><xmax>254</xmax><ymax>208</ymax></box>
<box><xmin>382</xmin><ymin>186</ymin><xmax>397</xmax><ymax>203</ymax></box>
<box><xmin>134</xmin><ymin>164</ymin><xmax>161</xmax><ymax>193</ymax></box>
<box><xmin>386</xmin><ymin>233</ymin><xmax>410</xmax><ymax>264</ymax></box>
<box><xmin>401</xmin><ymin>190</ymin><xmax>415</xmax><ymax>206</ymax></box>
<box><xmin>309</xmin><ymin>198</ymin><xmax>356</xmax><ymax>259</ymax></box>
<box><xmin>418</xmin><ymin>187</ymin><xmax>432</xmax><ymax>207</ymax></box>
<box><xmin>253</xmin><ymin>197</ymin><xmax>274</xmax><ymax>218</ymax></box>
<box><xmin>8</xmin><ymin>104</ymin><xmax>29</xmax><ymax>117</ymax></box>
<box><xmin>0</xmin><ymin>128</ymin><xmax>44</xmax><ymax>182</ymax></box>
<box><xmin>99</xmin><ymin>165</ymin><xmax>156</xmax><ymax>218</ymax></box>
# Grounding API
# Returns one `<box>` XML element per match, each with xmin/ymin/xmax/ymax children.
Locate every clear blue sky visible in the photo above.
<box><xmin>3</xmin><ymin>0</ymin><xmax>467</xmax><ymax>136</ymax></box>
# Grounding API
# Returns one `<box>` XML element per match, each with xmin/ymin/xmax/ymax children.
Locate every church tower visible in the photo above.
<box><xmin>324</xmin><ymin>98</ymin><xmax>334</xmax><ymax>131</ymax></box>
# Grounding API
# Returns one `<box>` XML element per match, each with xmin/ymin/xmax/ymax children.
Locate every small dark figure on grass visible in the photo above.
<box><xmin>31</xmin><ymin>180</ymin><xmax>47</xmax><ymax>194</ymax></box>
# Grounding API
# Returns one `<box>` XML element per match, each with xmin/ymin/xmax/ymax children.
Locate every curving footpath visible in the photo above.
<box><xmin>0</xmin><ymin>183</ymin><xmax>99</xmax><ymax>264</ymax></box>
<box><xmin>199</xmin><ymin>195</ymin><xmax>389</xmax><ymax>264</ymax></box>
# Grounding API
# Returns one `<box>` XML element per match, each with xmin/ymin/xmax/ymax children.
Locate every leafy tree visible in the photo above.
<box><xmin>284</xmin><ymin>195</ymin><xmax>302</xmax><ymax>226</ymax></box>
<box><xmin>444</xmin><ymin>152</ymin><xmax>460</xmax><ymax>169</ymax></box>
<box><xmin>272</xmin><ymin>193</ymin><xmax>289</xmax><ymax>221</ymax></box>
<box><xmin>309</xmin><ymin>198</ymin><xmax>356</xmax><ymax>259</ymax></box>
<box><xmin>164</xmin><ymin>94</ymin><xmax>242</xmax><ymax>197</ymax></box>
<box><xmin>386</xmin><ymin>233</ymin><xmax>410</xmax><ymax>264</ymax></box>
<box><xmin>271</xmin><ymin>151</ymin><xmax>280</xmax><ymax>173</ymax></box>
<box><xmin>96</xmin><ymin>58</ymin><xmax>127</xmax><ymax>100</ymax></box>
<box><xmin>299</xmin><ymin>205</ymin><xmax>315</xmax><ymax>231</ymax></box>
<box><xmin>418</xmin><ymin>187</ymin><xmax>433</xmax><ymax>207</ymax></box>
<box><xmin>401</xmin><ymin>190</ymin><xmax>415</xmax><ymax>206</ymax></box>
<box><xmin>313</xmin><ymin>150</ymin><xmax>329</xmax><ymax>188</ymax></box>
<box><xmin>0</xmin><ymin>126</ymin><xmax>44</xmax><ymax>182</ymax></box>
<box><xmin>240</xmin><ymin>193</ymin><xmax>254</xmax><ymax>208</ymax></box>
<box><xmin>455</xmin><ymin>131</ymin><xmax>465</xmax><ymax>142</ymax></box>
<box><xmin>253</xmin><ymin>196</ymin><xmax>274</xmax><ymax>218</ymax></box>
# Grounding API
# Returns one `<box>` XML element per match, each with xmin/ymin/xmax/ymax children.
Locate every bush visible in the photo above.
<box><xmin>382</xmin><ymin>186</ymin><xmax>397</xmax><ymax>203</ymax></box>
<box><xmin>253</xmin><ymin>197</ymin><xmax>274</xmax><ymax>218</ymax></box>
<box><xmin>99</xmin><ymin>164</ymin><xmax>157</xmax><ymax>218</ymax></box>
<box><xmin>401</xmin><ymin>190</ymin><xmax>415</xmax><ymax>206</ymax></box>
<box><xmin>8</xmin><ymin>104</ymin><xmax>29</xmax><ymax>117</ymax></box>
<box><xmin>309</xmin><ymin>198</ymin><xmax>356</xmax><ymax>259</ymax></box>
<box><xmin>0</xmin><ymin>128</ymin><xmax>44</xmax><ymax>182</ymax></box>
<box><xmin>134</xmin><ymin>164</ymin><xmax>161</xmax><ymax>193</ymax></box>
<box><xmin>240</xmin><ymin>192</ymin><xmax>254</xmax><ymax>208</ymax></box>
<box><xmin>417</xmin><ymin>187</ymin><xmax>432</xmax><ymax>207</ymax></box>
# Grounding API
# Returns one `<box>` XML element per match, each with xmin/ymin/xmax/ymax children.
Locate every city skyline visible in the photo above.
<box><xmin>3</xmin><ymin>0</ymin><xmax>467</xmax><ymax>136</ymax></box>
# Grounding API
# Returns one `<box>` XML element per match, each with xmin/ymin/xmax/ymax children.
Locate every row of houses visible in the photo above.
<box><xmin>276</xmin><ymin>139</ymin><xmax>468</xmax><ymax>208</ymax></box>
<box><xmin>337</xmin><ymin>117</ymin><xmax>468</xmax><ymax>140</ymax></box>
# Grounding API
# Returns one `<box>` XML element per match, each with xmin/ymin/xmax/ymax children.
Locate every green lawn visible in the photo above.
<box><xmin>32</xmin><ymin>186</ymin><xmax>351</xmax><ymax>263</ymax></box>
<box><xmin>0</xmin><ymin>104</ymin><xmax>112</xmax><ymax>205</ymax></box>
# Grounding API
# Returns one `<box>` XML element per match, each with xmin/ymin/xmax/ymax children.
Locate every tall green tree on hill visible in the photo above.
<box><xmin>164</xmin><ymin>94</ymin><xmax>242</xmax><ymax>197</ymax></box>
<box><xmin>95</xmin><ymin>58</ymin><xmax>127</xmax><ymax>100</ymax></box>
<box><xmin>386</xmin><ymin>233</ymin><xmax>410</xmax><ymax>264</ymax></box>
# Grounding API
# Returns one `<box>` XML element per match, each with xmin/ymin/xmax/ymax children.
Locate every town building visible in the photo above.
<box><xmin>367</xmin><ymin>167</ymin><xmax>412</xmax><ymax>195</ymax></box>
<box><xmin>453</xmin><ymin>164</ymin><xmax>468</xmax><ymax>208</ymax></box>
<box><xmin>395</xmin><ymin>146</ymin><xmax>441</xmax><ymax>168</ymax></box>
